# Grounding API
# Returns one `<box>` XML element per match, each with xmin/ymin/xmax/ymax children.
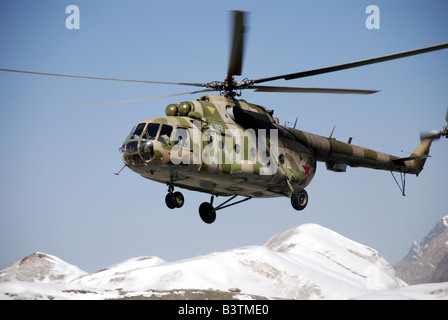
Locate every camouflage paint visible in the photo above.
<box><xmin>120</xmin><ymin>94</ymin><xmax>436</xmax><ymax>199</ymax></box>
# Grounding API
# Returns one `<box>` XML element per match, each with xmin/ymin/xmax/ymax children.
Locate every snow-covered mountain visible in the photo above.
<box><xmin>1</xmin><ymin>223</ymin><xmax>447</xmax><ymax>300</ymax></box>
<box><xmin>401</xmin><ymin>216</ymin><xmax>448</xmax><ymax>262</ymax></box>
<box><xmin>0</xmin><ymin>252</ymin><xmax>87</xmax><ymax>283</ymax></box>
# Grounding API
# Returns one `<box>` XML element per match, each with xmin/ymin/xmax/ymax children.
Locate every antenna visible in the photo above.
<box><xmin>329</xmin><ymin>125</ymin><xmax>336</xmax><ymax>139</ymax></box>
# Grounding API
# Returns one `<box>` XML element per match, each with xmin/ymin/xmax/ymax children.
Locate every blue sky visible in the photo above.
<box><xmin>0</xmin><ymin>0</ymin><xmax>447</xmax><ymax>272</ymax></box>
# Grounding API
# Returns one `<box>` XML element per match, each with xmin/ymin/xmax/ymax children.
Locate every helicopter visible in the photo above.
<box><xmin>1</xmin><ymin>11</ymin><xmax>447</xmax><ymax>224</ymax></box>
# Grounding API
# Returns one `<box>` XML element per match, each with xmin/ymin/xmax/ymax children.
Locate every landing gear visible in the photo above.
<box><xmin>164</xmin><ymin>176</ymin><xmax>252</xmax><ymax>223</ymax></box>
<box><xmin>291</xmin><ymin>188</ymin><xmax>308</xmax><ymax>211</ymax></box>
<box><xmin>199</xmin><ymin>202</ymin><xmax>216</xmax><ymax>224</ymax></box>
<box><xmin>165</xmin><ymin>179</ymin><xmax>184</xmax><ymax>209</ymax></box>
<box><xmin>199</xmin><ymin>195</ymin><xmax>252</xmax><ymax>224</ymax></box>
<box><xmin>165</xmin><ymin>191</ymin><xmax>184</xmax><ymax>209</ymax></box>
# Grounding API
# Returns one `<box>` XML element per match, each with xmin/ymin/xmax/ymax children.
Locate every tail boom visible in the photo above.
<box><xmin>288</xmin><ymin>128</ymin><xmax>440</xmax><ymax>175</ymax></box>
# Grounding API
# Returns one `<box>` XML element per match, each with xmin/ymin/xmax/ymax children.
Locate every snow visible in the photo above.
<box><xmin>0</xmin><ymin>252</ymin><xmax>87</xmax><ymax>283</ymax></box>
<box><xmin>443</xmin><ymin>215</ymin><xmax>448</xmax><ymax>228</ymax></box>
<box><xmin>1</xmin><ymin>224</ymin><xmax>447</xmax><ymax>300</ymax></box>
<box><xmin>354</xmin><ymin>282</ymin><xmax>448</xmax><ymax>300</ymax></box>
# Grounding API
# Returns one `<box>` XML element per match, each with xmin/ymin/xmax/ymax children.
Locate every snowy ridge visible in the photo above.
<box><xmin>0</xmin><ymin>252</ymin><xmax>87</xmax><ymax>283</ymax></box>
<box><xmin>443</xmin><ymin>216</ymin><xmax>448</xmax><ymax>228</ymax></box>
<box><xmin>394</xmin><ymin>215</ymin><xmax>448</xmax><ymax>285</ymax></box>
<box><xmin>1</xmin><ymin>224</ymin><xmax>447</xmax><ymax>300</ymax></box>
<box><xmin>68</xmin><ymin>224</ymin><xmax>402</xmax><ymax>299</ymax></box>
<box><xmin>401</xmin><ymin>215</ymin><xmax>448</xmax><ymax>262</ymax></box>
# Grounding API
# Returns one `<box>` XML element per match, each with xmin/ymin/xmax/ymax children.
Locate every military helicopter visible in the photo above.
<box><xmin>1</xmin><ymin>11</ymin><xmax>447</xmax><ymax>224</ymax></box>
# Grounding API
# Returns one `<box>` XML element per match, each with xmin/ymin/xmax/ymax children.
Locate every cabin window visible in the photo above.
<box><xmin>250</xmin><ymin>147</ymin><xmax>256</xmax><ymax>159</ymax></box>
<box><xmin>234</xmin><ymin>144</ymin><xmax>240</xmax><ymax>154</ymax></box>
<box><xmin>174</xmin><ymin>127</ymin><xmax>190</xmax><ymax>148</ymax></box>
<box><xmin>142</xmin><ymin>123</ymin><xmax>160</xmax><ymax>140</ymax></box>
<box><xmin>279</xmin><ymin>154</ymin><xmax>285</xmax><ymax>164</ymax></box>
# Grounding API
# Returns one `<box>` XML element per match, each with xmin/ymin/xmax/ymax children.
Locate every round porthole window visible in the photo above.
<box><xmin>234</xmin><ymin>144</ymin><xmax>240</xmax><ymax>154</ymax></box>
<box><xmin>250</xmin><ymin>147</ymin><xmax>256</xmax><ymax>159</ymax></box>
<box><xmin>279</xmin><ymin>154</ymin><xmax>285</xmax><ymax>164</ymax></box>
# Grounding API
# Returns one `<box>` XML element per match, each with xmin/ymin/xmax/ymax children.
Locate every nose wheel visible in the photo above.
<box><xmin>164</xmin><ymin>177</ymin><xmax>252</xmax><ymax>224</ymax></box>
<box><xmin>165</xmin><ymin>191</ymin><xmax>184</xmax><ymax>209</ymax></box>
<box><xmin>165</xmin><ymin>180</ymin><xmax>184</xmax><ymax>209</ymax></box>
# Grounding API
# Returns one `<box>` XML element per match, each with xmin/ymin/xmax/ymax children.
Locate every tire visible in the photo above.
<box><xmin>173</xmin><ymin>192</ymin><xmax>184</xmax><ymax>208</ymax></box>
<box><xmin>291</xmin><ymin>188</ymin><xmax>308</xmax><ymax>211</ymax></box>
<box><xmin>199</xmin><ymin>202</ymin><xmax>216</xmax><ymax>224</ymax></box>
<box><xmin>165</xmin><ymin>193</ymin><xmax>177</xmax><ymax>209</ymax></box>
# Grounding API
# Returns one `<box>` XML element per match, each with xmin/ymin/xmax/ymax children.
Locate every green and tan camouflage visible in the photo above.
<box><xmin>120</xmin><ymin>94</ymin><xmax>446</xmax><ymax>217</ymax></box>
<box><xmin>120</xmin><ymin>94</ymin><xmax>314</xmax><ymax>200</ymax></box>
<box><xmin>1</xmin><ymin>11</ymin><xmax>446</xmax><ymax>224</ymax></box>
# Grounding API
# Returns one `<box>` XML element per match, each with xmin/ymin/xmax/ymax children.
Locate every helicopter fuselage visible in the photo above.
<box><xmin>118</xmin><ymin>94</ymin><xmax>442</xmax><ymax>223</ymax></box>
<box><xmin>120</xmin><ymin>94</ymin><xmax>316</xmax><ymax>199</ymax></box>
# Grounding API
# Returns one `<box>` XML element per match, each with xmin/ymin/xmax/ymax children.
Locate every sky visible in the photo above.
<box><xmin>0</xmin><ymin>0</ymin><xmax>447</xmax><ymax>273</ymax></box>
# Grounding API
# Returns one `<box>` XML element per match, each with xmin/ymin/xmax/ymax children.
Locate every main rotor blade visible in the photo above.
<box><xmin>253</xmin><ymin>42</ymin><xmax>448</xmax><ymax>84</ymax></box>
<box><xmin>0</xmin><ymin>68</ymin><xmax>207</xmax><ymax>87</ymax></box>
<box><xmin>64</xmin><ymin>89</ymin><xmax>215</xmax><ymax>108</ymax></box>
<box><xmin>445</xmin><ymin>106</ymin><xmax>448</xmax><ymax>123</ymax></box>
<box><xmin>227</xmin><ymin>11</ymin><xmax>247</xmax><ymax>80</ymax></box>
<box><xmin>251</xmin><ymin>85</ymin><xmax>378</xmax><ymax>95</ymax></box>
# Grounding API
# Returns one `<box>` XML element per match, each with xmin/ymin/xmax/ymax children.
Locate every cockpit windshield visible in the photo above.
<box><xmin>143</xmin><ymin>123</ymin><xmax>160</xmax><ymax>140</ymax></box>
<box><xmin>131</xmin><ymin>123</ymin><xmax>146</xmax><ymax>139</ymax></box>
<box><xmin>120</xmin><ymin>122</ymin><xmax>179</xmax><ymax>166</ymax></box>
<box><xmin>125</xmin><ymin>122</ymin><xmax>179</xmax><ymax>144</ymax></box>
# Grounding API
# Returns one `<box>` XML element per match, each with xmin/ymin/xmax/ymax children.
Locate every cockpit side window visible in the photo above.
<box><xmin>174</xmin><ymin>127</ymin><xmax>190</xmax><ymax>149</ymax></box>
<box><xmin>158</xmin><ymin>124</ymin><xmax>173</xmax><ymax>144</ymax></box>
<box><xmin>132</xmin><ymin>123</ymin><xmax>146</xmax><ymax>140</ymax></box>
<box><xmin>142</xmin><ymin>123</ymin><xmax>160</xmax><ymax>140</ymax></box>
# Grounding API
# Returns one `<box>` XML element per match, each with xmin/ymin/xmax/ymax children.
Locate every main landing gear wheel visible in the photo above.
<box><xmin>291</xmin><ymin>188</ymin><xmax>308</xmax><ymax>211</ymax></box>
<box><xmin>198</xmin><ymin>195</ymin><xmax>251</xmax><ymax>224</ymax></box>
<box><xmin>199</xmin><ymin>202</ymin><xmax>216</xmax><ymax>224</ymax></box>
<box><xmin>165</xmin><ymin>191</ymin><xmax>184</xmax><ymax>209</ymax></box>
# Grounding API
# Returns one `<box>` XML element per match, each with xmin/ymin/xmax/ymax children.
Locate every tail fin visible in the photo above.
<box><xmin>409</xmin><ymin>136</ymin><xmax>433</xmax><ymax>174</ymax></box>
<box><xmin>411</xmin><ymin>126</ymin><xmax>447</xmax><ymax>174</ymax></box>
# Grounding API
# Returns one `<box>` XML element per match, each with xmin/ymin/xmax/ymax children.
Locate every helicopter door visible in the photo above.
<box><xmin>201</xmin><ymin>128</ymin><xmax>220</xmax><ymax>173</ymax></box>
<box><xmin>171</xmin><ymin>126</ymin><xmax>192</xmax><ymax>165</ymax></box>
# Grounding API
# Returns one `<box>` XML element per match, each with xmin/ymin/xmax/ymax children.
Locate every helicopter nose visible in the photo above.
<box><xmin>120</xmin><ymin>140</ymin><xmax>154</xmax><ymax>166</ymax></box>
<box><xmin>140</xmin><ymin>140</ymin><xmax>155</xmax><ymax>162</ymax></box>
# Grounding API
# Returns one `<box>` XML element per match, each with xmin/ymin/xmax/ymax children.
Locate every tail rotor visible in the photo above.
<box><xmin>419</xmin><ymin>107</ymin><xmax>448</xmax><ymax>141</ymax></box>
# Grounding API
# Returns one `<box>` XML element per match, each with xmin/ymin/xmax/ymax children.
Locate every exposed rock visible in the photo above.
<box><xmin>394</xmin><ymin>216</ymin><xmax>448</xmax><ymax>285</ymax></box>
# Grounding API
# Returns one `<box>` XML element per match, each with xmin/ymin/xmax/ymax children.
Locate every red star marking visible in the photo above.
<box><xmin>302</xmin><ymin>161</ymin><xmax>311</xmax><ymax>177</ymax></box>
